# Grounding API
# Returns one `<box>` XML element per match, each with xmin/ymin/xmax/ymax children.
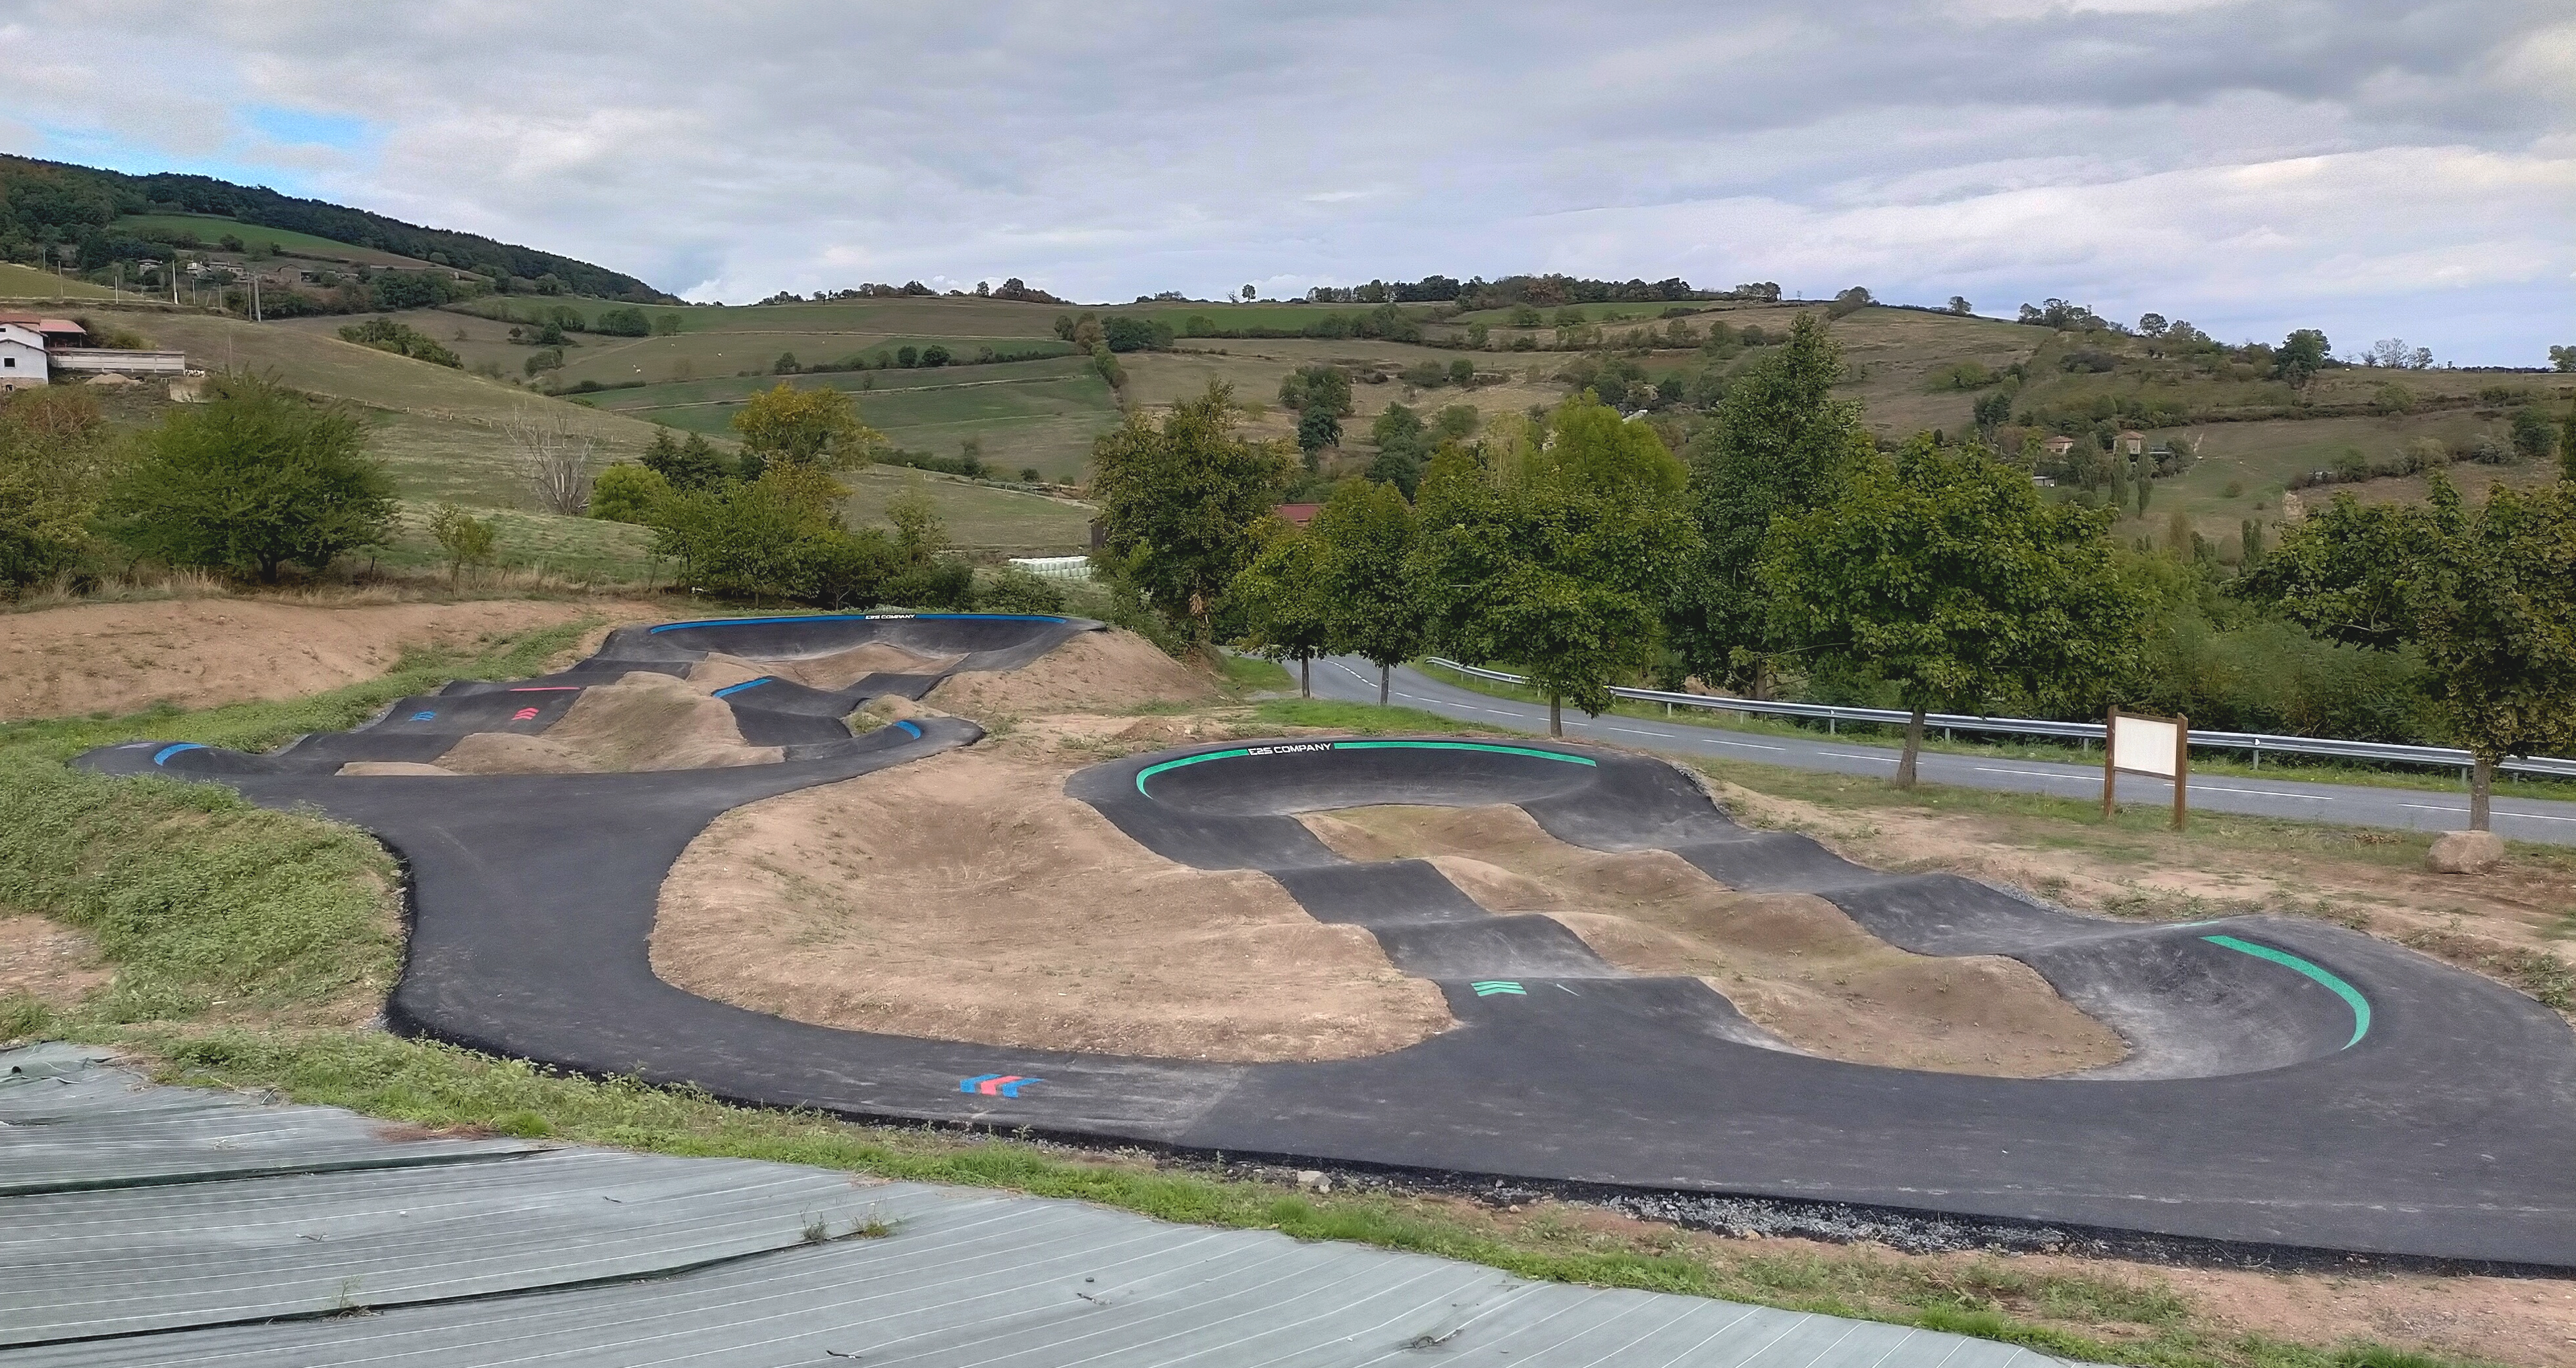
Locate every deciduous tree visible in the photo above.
<box><xmin>2241</xmin><ymin>477</ymin><xmax>2576</xmax><ymax>830</ymax></box>
<box><xmin>731</xmin><ymin>381</ymin><xmax>878</xmax><ymax>476</ymax></box>
<box><xmin>0</xmin><ymin>387</ymin><xmax>119</xmax><ymax>591</ymax></box>
<box><xmin>1760</xmin><ymin>437</ymin><xmax>2140</xmax><ymax>787</ymax></box>
<box><xmin>1668</xmin><ymin>312</ymin><xmax>1873</xmax><ymax>693</ymax></box>
<box><xmin>1232</xmin><ymin>520</ymin><xmax>1332</xmax><ymax>696</ymax></box>
<box><xmin>1311</xmin><ymin>478</ymin><xmax>1423</xmax><ymax>704</ymax></box>
<box><xmin>1089</xmin><ymin>381</ymin><xmax>1298</xmax><ymax>652</ymax></box>
<box><xmin>1409</xmin><ymin>433</ymin><xmax>1699</xmax><ymax>735</ymax></box>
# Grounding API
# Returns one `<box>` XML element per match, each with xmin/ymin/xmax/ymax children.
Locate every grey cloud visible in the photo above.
<box><xmin>7</xmin><ymin>1</ymin><xmax>2568</xmax><ymax>360</ymax></box>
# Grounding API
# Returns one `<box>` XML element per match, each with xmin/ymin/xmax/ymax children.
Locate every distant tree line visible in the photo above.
<box><xmin>0</xmin><ymin>153</ymin><xmax>669</xmax><ymax>300</ymax></box>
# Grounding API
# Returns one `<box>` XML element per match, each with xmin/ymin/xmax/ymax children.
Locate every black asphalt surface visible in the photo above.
<box><xmin>1309</xmin><ymin>657</ymin><xmax>2576</xmax><ymax>845</ymax></box>
<box><xmin>72</xmin><ymin>616</ymin><xmax>2576</xmax><ymax>1268</ymax></box>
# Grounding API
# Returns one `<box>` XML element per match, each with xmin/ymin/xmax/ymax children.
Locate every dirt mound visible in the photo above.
<box><xmin>653</xmin><ymin>749</ymin><xmax>1450</xmax><ymax>1062</ymax></box>
<box><xmin>0</xmin><ymin>598</ymin><xmax>657</xmax><ymax>722</ymax></box>
<box><xmin>924</xmin><ymin>629</ymin><xmax>1216</xmax><ymax>718</ymax></box>
<box><xmin>690</xmin><ymin>642</ymin><xmax>964</xmax><ymax>693</ymax></box>
<box><xmin>437</xmin><ymin>672</ymin><xmax>782</xmax><ymax>773</ymax></box>
<box><xmin>1303</xmin><ymin>804</ymin><xmax>2125</xmax><ymax>1077</ymax></box>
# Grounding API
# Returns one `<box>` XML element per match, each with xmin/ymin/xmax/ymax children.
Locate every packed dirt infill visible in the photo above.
<box><xmin>652</xmin><ymin>747</ymin><xmax>1452</xmax><ymax>1062</ymax></box>
<box><xmin>0</xmin><ymin>597</ymin><xmax>661</xmax><ymax>722</ymax></box>
<box><xmin>923</xmin><ymin>629</ymin><xmax>1218</xmax><ymax>719</ymax></box>
<box><xmin>1303</xmin><ymin>804</ymin><xmax>2127</xmax><ymax>1077</ymax></box>
<box><xmin>431</xmin><ymin>672</ymin><xmax>783</xmax><ymax>774</ymax></box>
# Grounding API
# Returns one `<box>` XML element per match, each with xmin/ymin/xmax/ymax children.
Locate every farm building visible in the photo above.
<box><xmin>0</xmin><ymin>314</ymin><xmax>188</xmax><ymax>389</ymax></box>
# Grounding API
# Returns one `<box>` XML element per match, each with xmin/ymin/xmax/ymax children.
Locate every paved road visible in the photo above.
<box><xmin>1309</xmin><ymin>657</ymin><xmax>2576</xmax><ymax>846</ymax></box>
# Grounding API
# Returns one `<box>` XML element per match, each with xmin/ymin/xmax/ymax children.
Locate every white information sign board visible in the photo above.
<box><xmin>2112</xmin><ymin>715</ymin><xmax>2181</xmax><ymax>779</ymax></box>
<box><xmin>2104</xmin><ymin>707</ymin><xmax>2190</xmax><ymax>828</ymax></box>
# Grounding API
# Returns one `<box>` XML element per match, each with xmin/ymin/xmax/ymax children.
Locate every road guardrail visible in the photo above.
<box><xmin>1418</xmin><ymin>658</ymin><xmax>2576</xmax><ymax>780</ymax></box>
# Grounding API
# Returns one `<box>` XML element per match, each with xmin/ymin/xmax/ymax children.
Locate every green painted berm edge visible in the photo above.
<box><xmin>2203</xmin><ymin>934</ymin><xmax>2372</xmax><ymax>1049</ymax></box>
<box><xmin>1135</xmin><ymin>739</ymin><xmax>1595</xmax><ymax>795</ymax></box>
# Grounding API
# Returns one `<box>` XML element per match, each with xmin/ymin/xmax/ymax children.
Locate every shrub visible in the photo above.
<box><xmin>337</xmin><ymin>317</ymin><xmax>460</xmax><ymax>368</ymax></box>
<box><xmin>592</xmin><ymin>306</ymin><xmax>651</xmax><ymax>337</ymax></box>
<box><xmin>978</xmin><ymin>566</ymin><xmax>1066</xmax><ymax>614</ymax></box>
<box><xmin>587</xmin><ymin>463</ymin><xmax>670</xmax><ymax>524</ymax></box>
<box><xmin>883</xmin><ymin>558</ymin><xmax>974</xmax><ymax>611</ymax></box>
<box><xmin>100</xmin><ymin>374</ymin><xmax>397</xmax><ymax>582</ymax></box>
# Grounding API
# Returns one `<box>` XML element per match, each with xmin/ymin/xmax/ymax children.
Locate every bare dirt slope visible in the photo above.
<box><xmin>1304</xmin><ymin>804</ymin><xmax>2125</xmax><ymax>1077</ymax></box>
<box><xmin>923</xmin><ymin>629</ymin><xmax>1217</xmax><ymax>718</ymax></box>
<box><xmin>0</xmin><ymin>917</ymin><xmax>109</xmax><ymax>1009</ymax></box>
<box><xmin>434</xmin><ymin>672</ymin><xmax>782</xmax><ymax>773</ymax></box>
<box><xmin>653</xmin><ymin>747</ymin><xmax>1450</xmax><ymax>1062</ymax></box>
<box><xmin>0</xmin><ymin>597</ymin><xmax>657</xmax><ymax>722</ymax></box>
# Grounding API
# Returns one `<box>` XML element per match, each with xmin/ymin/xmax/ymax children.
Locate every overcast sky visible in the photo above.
<box><xmin>5</xmin><ymin>1</ymin><xmax>2568</xmax><ymax>363</ymax></box>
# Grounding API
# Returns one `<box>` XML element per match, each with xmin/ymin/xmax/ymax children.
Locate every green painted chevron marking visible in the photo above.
<box><xmin>1134</xmin><ymin>739</ymin><xmax>1594</xmax><ymax>795</ymax></box>
<box><xmin>2203</xmin><ymin>934</ymin><xmax>2372</xmax><ymax>1049</ymax></box>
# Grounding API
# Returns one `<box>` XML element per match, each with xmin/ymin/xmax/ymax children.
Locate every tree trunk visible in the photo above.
<box><xmin>1896</xmin><ymin>706</ymin><xmax>1926</xmax><ymax>788</ymax></box>
<box><xmin>1300</xmin><ymin>656</ymin><xmax>1311</xmax><ymax>698</ymax></box>
<box><xmin>1549</xmin><ymin>693</ymin><xmax>1562</xmax><ymax>738</ymax></box>
<box><xmin>2470</xmin><ymin>753</ymin><xmax>2494</xmax><ymax>832</ymax></box>
<box><xmin>1378</xmin><ymin>663</ymin><xmax>1390</xmax><ymax>707</ymax></box>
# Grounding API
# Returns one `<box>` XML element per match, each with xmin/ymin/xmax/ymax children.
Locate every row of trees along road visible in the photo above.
<box><xmin>1093</xmin><ymin>313</ymin><xmax>2576</xmax><ymax>829</ymax></box>
<box><xmin>2239</xmin><ymin>478</ymin><xmax>2576</xmax><ymax>829</ymax></box>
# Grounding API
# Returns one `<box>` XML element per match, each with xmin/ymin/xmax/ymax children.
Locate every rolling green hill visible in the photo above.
<box><xmin>112</xmin><ymin>212</ymin><xmax>436</xmax><ymax>269</ymax></box>
<box><xmin>0</xmin><ymin>154</ymin><xmax>667</xmax><ymax>300</ymax></box>
<box><xmin>68</xmin><ymin>308</ymin><xmax>1093</xmax><ymax>564</ymax></box>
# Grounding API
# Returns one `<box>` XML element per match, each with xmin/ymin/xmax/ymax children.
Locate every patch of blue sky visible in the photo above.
<box><xmin>242</xmin><ymin>105</ymin><xmax>377</xmax><ymax>152</ymax></box>
<box><xmin>24</xmin><ymin>120</ymin><xmax>342</xmax><ymax>198</ymax></box>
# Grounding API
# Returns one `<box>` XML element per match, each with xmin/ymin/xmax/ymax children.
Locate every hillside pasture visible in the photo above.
<box><xmin>840</xmin><ymin>468</ymin><xmax>1093</xmax><ymax>553</ymax></box>
<box><xmin>0</xmin><ymin>261</ymin><xmax>115</xmax><ymax>298</ymax></box>
<box><xmin>1126</xmin><ymin>339</ymin><xmax>1570</xmax><ymax>447</ymax></box>
<box><xmin>447</xmin><ymin>294</ymin><xmax>1072</xmax><ymax>340</ymax></box>
<box><xmin>113</xmin><ymin>213</ymin><xmax>435</xmax><ymax>269</ymax></box>
<box><xmin>1828</xmin><ymin>306</ymin><xmax>2049</xmax><ymax>439</ymax></box>
<box><xmin>595</xmin><ymin>358</ymin><xmax>1121</xmax><ymax>480</ymax></box>
<box><xmin>2112</xmin><ymin>409</ymin><xmax>2543</xmax><ymax>552</ymax></box>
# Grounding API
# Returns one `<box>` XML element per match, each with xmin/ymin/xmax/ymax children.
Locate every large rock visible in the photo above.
<box><xmin>2426</xmin><ymin>830</ymin><xmax>2505</xmax><ymax>875</ymax></box>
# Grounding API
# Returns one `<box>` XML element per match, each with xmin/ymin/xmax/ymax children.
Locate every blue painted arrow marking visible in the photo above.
<box><xmin>411</xmin><ymin>711</ymin><xmax>437</xmax><ymax>721</ymax></box>
<box><xmin>1471</xmin><ymin>981</ymin><xmax>1525</xmax><ymax>997</ymax></box>
<box><xmin>959</xmin><ymin>1074</ymin><xmax>1042</xmax><ymax>1098</ymax></box>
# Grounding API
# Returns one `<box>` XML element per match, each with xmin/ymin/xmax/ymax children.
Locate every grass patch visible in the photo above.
<box><xmin>1253</xmin><ymin>698</ymin><xmax>1482</xmax><ymax>734</ymax></box>
<box><xmin>1217</xmin><ymin>653</ymin><xmax>1293</xmax><ymax>694</ymax></box>
<box><xmin>0</xmin><ymin>619</ymin><xmax>607</xmax><ymax>1027</ymax></box>
<box><xmin>0</xmin><ymin>261</ymin><xmax>117</xmax><ymax>298</ymax></box>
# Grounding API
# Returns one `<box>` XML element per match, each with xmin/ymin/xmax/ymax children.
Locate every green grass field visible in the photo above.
<box><xmin>842</xmin><ymin>467</ymin><xmax>1093</xmax><ymax>552</ymax></box>
<box><xmin>1448</xmin><ymin>300</ymin><xmax>1722</xmax><ymax>326</ymax></box>
<box><xmin>0</xmin><ymin>261</ymin><xmax>115</xmax><ymax>298</ymax></box>
<box><xmin>70</xmin><ymin>308</ymin><xmax>1089</xmax><ymax>553</ymax></box>
<box><xmin>112</xmin><ymin>213</ymin><xmax>434</xmax><ymax>269</ymax></box>
<box><xmin>584</xmin><ymin>356</ymin><xmax>1120</xmax><ymax>480</ymax></box>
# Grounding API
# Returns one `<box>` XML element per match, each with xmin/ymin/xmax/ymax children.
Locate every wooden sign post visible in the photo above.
<box><xmin>2104</xmin><ymin>706</ymin><xmax>2191</xmax><ymax>829</ymax></box>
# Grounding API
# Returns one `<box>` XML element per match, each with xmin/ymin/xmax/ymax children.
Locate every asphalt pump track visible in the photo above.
<box><xmin>75</xmin><ymin>615</ymin><xmax>2576</xmax><ymax>1269</ymax></box>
